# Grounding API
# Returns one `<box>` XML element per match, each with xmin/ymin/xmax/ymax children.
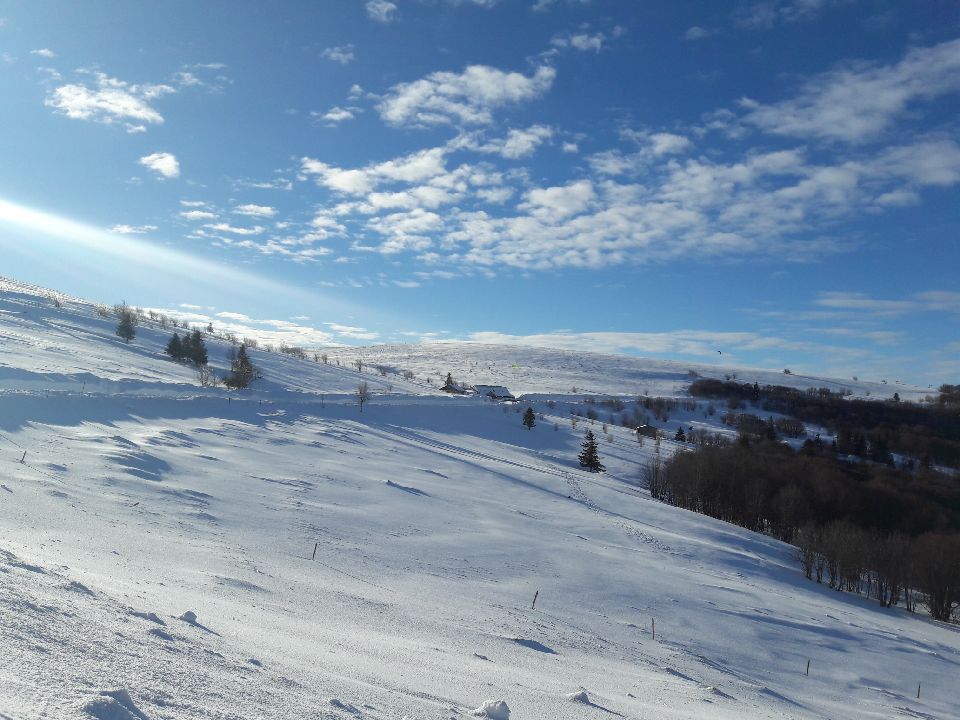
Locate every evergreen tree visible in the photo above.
<box><xmin>165</xmin><ymin>332</ymin><xmax>183</xmax><ymax>360</ymax></box>
<box><xmin>225</xmin><ymin>345</ymin><xmax>257</xmax><ymax>389</ymax></box>
<box><xmin>578</xmin><ymin>430</ymin><xmax>604</xmax><ymax>472</ymax></box>
<box><xmin>115</xmin><ymin>307</ymin><xmax>137</xmax><ymax>343</ymax></box>
<box><xmin>522</xmin><ymin>407</ymin><xmax>536</xmax><ymax>430</ymax></box>
<box><xmin>180</xmin><ymin>331</ymin><xmax>194</xmax><ymax>360</ymax></box>
<box><xmin>188</xmin><ymin>329</ymin><xmax>208</xmax><ymax>366</ymax></box>
<box><xmin>674</xmin><ymin>427</ymin><xmax>686</xmax><ymax>443</ymax></box>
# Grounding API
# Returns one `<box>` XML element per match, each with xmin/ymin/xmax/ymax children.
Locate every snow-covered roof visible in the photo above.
<box><xmin>471</xmin><ymin>384</ymin><xmax>514</xmax><ymax>397</ymax></box>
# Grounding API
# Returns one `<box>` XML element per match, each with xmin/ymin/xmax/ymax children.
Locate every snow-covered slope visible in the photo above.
<box><xmin>1</xmin><ymin>278</ymin><xmax>957</xmax><ymax>720</ymax></box>
<box><xmin>318</xmin><ymin>341</ymin><xmax>929</xmax><ymax>401</ymax></box>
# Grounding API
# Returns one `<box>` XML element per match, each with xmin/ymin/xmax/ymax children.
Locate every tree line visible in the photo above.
<box><xmin>647</xmin><ymin>439</ymin><xmax>960</xmax><ymax>621</ymax></box>
<box><xmin>690</xmin><ymin>378</ymin><xmax>960</xmax><ymax>468</ymax></box>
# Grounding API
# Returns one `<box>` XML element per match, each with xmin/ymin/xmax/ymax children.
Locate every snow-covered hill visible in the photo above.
<box><xmin>1</xmin><ymin>277</ymin><xmax>957</xmax><ymax>720</ymax></box>
<box><xmin>317</xmin><ymin>341</ymin><xmax>929</xmax><ymax>402</ymax></box>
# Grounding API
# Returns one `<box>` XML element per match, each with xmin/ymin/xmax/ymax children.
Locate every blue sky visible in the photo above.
<box><xmin>0</xmin><ymin>1</ymin><xmax>958</xmax><ymax>385</ymax></box>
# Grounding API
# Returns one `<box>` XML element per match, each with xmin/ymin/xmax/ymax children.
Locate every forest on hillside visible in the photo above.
<box><xmin>646</xmin><ymin>381</ymin><xmax>960</xmax><ymax>621</ymax></box>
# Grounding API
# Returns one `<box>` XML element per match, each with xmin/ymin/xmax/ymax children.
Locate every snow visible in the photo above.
<box><xmin>471</xmin><ymin>700</ymin><xmax>510</xmax><ymax>720</ymax></box>
<box><xmin>0</xmin><ymin>277</ymin><xmax>958</xmax><ymax>720</ymax></box>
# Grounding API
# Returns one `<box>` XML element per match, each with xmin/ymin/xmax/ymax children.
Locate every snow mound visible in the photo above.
<box><xmin>471</xmin><ymin>699</ymin><xmax>510</xmax><ymax>720</ymax></box>
<box><xmin>566</xmin><ymin>690</ymin><xmax>589</xmax><ymax>703</ymax></box>
<box><xmin>178</xmin><ymin>610</ymin><xmax>198</xmax><ymax>624</ymax></box>
<box><xmin>81</xmin><ymin>689</ymin><xmax>148</xmax><ymax>719</ymax></box>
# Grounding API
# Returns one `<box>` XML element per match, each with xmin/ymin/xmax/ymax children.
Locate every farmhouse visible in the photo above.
<box><xmin>471</xmin><ymin>384</ymin><xmax>515</xmax><ymax>401</ymax></box>
<box><xmin>635</xmin><ymin>424</ymin><xmax>660</xmax><ymax>439</ymax></box>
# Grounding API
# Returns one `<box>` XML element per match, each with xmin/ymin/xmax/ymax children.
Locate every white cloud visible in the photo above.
<box><xmin>551</xmin><ymin>32</ymin><xmax>605</xmax><ymax>52</ymax></box>
<box><xmin>301</xmin><ymin>147</ymin><xmax>448</xmax><ymax>196</ymax></box>
<box><xmin>815</xmin><ymin>292</ymin><xmax>917</xmax><ymax>315</ymax></box>
<box><xmin>173</xmin><ymin>63</ymin><xmax>231</xmax><ymax>92</ymax></box>
<box><xmin>155</xmin><ymin>307</ymin><xmax>341</xmax><ymax>347</ymax></box>
<box><xmin>110</xmin><ymin>224</ymin><xmax>158</xmax><ymax>235</ymax></box>
<box><xmin>366</xmin><ymin>0</ymin><xmax>397</xmax><ymax>22</ymax></box>
<box><xmin>46</xmin><ymin>72</ymin><xmax>176</xmax><ymax>132</ymax></box>
<box><xmin>139</xmin><ymin>152</ymin><xmax>180</xmax><ymax>179</ymax></box>
<box><xmin>312</xmin><ymin>106</ymin><xmax>360</xmax><ymax>124</ymax></box>
<box><xmin>588</xmin><ymin>130</ymin><xmax>693</xmax><ymax>176</ymax></box>
<box><xmin>813</xmin><ymin>290</ymin><xmax>960</xmax><ymax>317</ymax></box>
<box><xmin>734</xmin><ymin>0</ymin><xmax>835</xmax><ymax>29</ymax></box>
<box><xmin>647</xmin><ymin>132</ymin><xmax>693</xmax><ymax>156</ymax></box>
<box><xmin>477</xmin><ymin>125</ymin><xmax>554</xmax><ymax>159</ymax></box>
<box><xmin>173</xmin><ymin>71</ymin><xmax>202</xmax><ymax>87</ymax></box>
<box><xmin>325</xmin><ymin>322</ymin><xmax>379</xmax><ymax>340</ymax></box>
<box><xmin>295</xmin><ymin>119</ymin><xmax>960</xmax><ymax>272</ymax></box>
<box><xmin>321</xmin><ymin>45</ymin><xmax>355</xmax><ymax>64</ymax></box>
<box><xmin>532</xmin><ymin>0</ymin><xmax>590</xmax><ymax>11</ymax></box>
<box><xmin>30</xmin><ymin>48</ymin><xmax>56</xmax><ymax>58</ymax></box>
<box><xmin>741</xmin><ymin>38</ymin><xmax>960</xmax><ymax>143</ymax></box>
<box><xmin>378</xmin><ymin>64</ymin><xmax>556</xmax><ymax>127</ymax></box>
<box><xmin>366</xmin><ymin>208</ymin><xmax>443</xmax><ymax>253</ymax></box>
<box><xmin>234</xmin><ymin>204</ymin><xmax>277</xmax><ymax>218</ymax></box>
<box><xmin>205</xmin><ymin>223</ymin><xmax>265</xmax><ymax>235</ymax></box>
<box><xmin>870</xmin><ymin>138</ymin><xmax>960</xmax><ymax>187</ymax></box>
<box><xmin>916</xmin><ymin>291</ymin><xmax>960</xmax><ymax>314</ymax></box>
<box><xmin>520</xmin><ymin>180</ymin><xmax>595</xmax><ymax>219</ymax></box>
<box><xmin>476</xmin><ymin>186</ymin><xmax>514</xmax><ymax>204</ymax></box>
<box><xmin>873</xmin><ymin>189</ymin><xmax>919</xmax><ymax>207</ymax></box>
<box><xmin>684</xmin><ymin>26</ymin><xmax>716</xmax><ymax>41</ymax></box>
<box><xmin>180</xmin><ymin>210</ymin><xmax>218</xmax><ymax>221</ymax></box>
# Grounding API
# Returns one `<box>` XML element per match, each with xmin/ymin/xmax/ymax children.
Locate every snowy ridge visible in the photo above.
<box><xmin>0</xmin><ymin>278</ymin><xmax>957</xmax><ymax>719</ymax></box>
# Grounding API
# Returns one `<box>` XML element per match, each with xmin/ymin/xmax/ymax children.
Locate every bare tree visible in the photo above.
<box><xmin>357</xmin><ymin>381</ymin><xmax>370</xmax><ymax>412</ymax></box>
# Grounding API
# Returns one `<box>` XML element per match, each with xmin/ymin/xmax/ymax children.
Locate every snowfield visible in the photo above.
<box><xmin>0</xmin><ymin>278</ymin><xmax>957</xmax><ymax>720</ymax></box>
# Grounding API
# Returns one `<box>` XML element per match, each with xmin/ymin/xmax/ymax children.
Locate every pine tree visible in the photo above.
<box><xmin>674</xmin><ymin>427</ymin><xmax>686</xmax><ymax>443</ymax></box>
<box><xmin>115</xmin><ymin>306</ymin><xmax>137</xmax><ymax>343</ymax></box>
<box><xmin>188</xmin><ymin>329</ymin><xmax>208</xmax><ymax>366</ymax></box>
<box><xmin>225</xmin><ymin>345</ymin><xmax>257</xmax><ymax>389</ymax></box>
<box><xmin>578</xmin><ymin>430</ymin><xmax>604</xmax><ymax>472</ymax></box>
<box><xmin>165</xmin><ymin>333</ymin><xmax>183</xmax><ymax>360</ymax></box>
<box><xmin>522</xmin><ymin>407</ymin><xmax>536</xmax><ymax>430</ymax></box>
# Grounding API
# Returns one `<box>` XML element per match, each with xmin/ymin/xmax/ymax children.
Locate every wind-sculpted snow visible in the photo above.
<box><xmin>0</xmin><ymin>277</ymin><xmax>957</xmax><ymax>719</ymax></box>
